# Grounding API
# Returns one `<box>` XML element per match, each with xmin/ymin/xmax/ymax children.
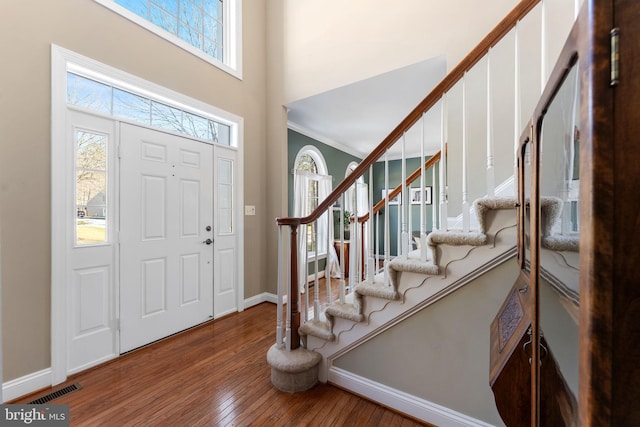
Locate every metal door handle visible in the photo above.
<box><xmin>203</xmin><ymin>238</ymin><xmax>213</xmax><ymax>245</ymax></box>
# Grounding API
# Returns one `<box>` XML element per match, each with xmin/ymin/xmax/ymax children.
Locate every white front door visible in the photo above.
<box><xmin>119</xmin><ymin>123</ymin><xmax>214</xmax><ymax>352</ymax></box>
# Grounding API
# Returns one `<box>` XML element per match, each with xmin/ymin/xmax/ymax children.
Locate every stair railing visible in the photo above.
<box><xmin>274</xmin><ymin>0</ymin><xmax>581</xmax><ymax>351</ymax></box>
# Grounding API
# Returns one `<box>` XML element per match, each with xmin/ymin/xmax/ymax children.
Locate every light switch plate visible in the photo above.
<box><xmin>245</xmin><ymin>205</ymin><xmax>256</xmax><ymax>215</ymax></box>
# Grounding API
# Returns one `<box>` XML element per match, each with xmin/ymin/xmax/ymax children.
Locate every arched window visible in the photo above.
<box><xmin>293</xmin><ymin>146</ymin><xmax>330</xmax><ymax>256</ymax></box>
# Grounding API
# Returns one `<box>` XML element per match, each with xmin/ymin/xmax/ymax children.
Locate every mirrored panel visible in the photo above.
<box><xmin>538</xmin><ymin>61</ymin><xmax>580</xmax><ymax>418</ymax></box>
<box><xmin>522</xmin><ymin>139</ymin><xmax>532</xmax><ymax>271</ymax></box>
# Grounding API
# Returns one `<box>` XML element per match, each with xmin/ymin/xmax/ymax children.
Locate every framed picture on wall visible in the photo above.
<box><xmin>381</xmin><ymin>189</ymin><xmax>401</xmax><ymax>205</ymax></box>
<box><xmin>410</xmin><ymin>187</ymin><xmax>432</xmax><ymax>205</ymax></box>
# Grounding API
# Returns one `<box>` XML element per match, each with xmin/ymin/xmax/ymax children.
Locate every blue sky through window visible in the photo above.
<box><xmin>114</xmin><ymin>0</ymin><xmax>223</xmax><ymax>61</ymax></box>
<box><xmin>67</xmin><ymin>72</ymin><xmax>231</xmax><ymax>146</ymax></box>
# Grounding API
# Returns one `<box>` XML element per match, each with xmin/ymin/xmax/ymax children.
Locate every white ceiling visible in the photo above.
<box><xmin>286</xmin><ymin>56</ymin><xmax>447</xmax><ymax>160</ymax></box>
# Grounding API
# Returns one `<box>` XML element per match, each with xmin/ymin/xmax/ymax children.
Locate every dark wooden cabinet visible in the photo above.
<box><xmin>490</xmin><ymin>1</ymin><xmax>640</xmax><ymax>425</ymax></box>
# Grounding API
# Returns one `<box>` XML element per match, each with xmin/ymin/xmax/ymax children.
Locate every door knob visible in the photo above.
<box><xmin>203</xmin><ymin>238</ymin><xmax>213</xmax><ymax>245</ymax></box>
<box><xmin>206</xmin><ymin>225</ymin><xmax>212</xmax><ymax>231</ymax></box>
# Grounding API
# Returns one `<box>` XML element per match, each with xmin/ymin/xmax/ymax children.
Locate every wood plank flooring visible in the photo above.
<box><xmin>15</xmin><ymin>302</ymin><xmax>428</xmax><ymax>426</ymax></box>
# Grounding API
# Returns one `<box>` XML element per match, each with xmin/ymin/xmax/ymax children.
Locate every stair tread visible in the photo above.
<box><xmin>427</xmin><ymin>230</ymin><xmax>488</xmax><ymax>247</ymax></box>
<box><xmin>325</xmin><ymin>301</ymin><xmax>364</xmax><ymax>322</ymax></box>
<box><xmin>299</xmin><ymin>318</ymin><xmax>335</xmax><ymax>341</ymax></box>
<box><xmin>356</xmin><ymin>281</ymin><xmax>399</xmax><ymax>300</ymax></box>
<box><xmin>389</xmin><ymin>257</ymin><xmax>440</xmax><ymax>275</ymax></box>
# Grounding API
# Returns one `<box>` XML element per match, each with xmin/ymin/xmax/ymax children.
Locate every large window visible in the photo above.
<box><xmin>296</xmin><ymin>154</ymin><xmax>320</xmax><ymax>253</ymax></box>
<box><xmin>293</xmin><ymin>147</ymin><xmax>330</xmax><ymax>257</ymax></box>
<box><xmin>67</xmin><ymin>72</ymin><xmax>232</xmax><ymax>146</ymax></box>
<box><xmin>93</xmin><ymin>0</ymin><xmax>242</xmax><ymax>77</ymax></box>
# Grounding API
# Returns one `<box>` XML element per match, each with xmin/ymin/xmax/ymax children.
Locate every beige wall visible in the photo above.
<box><xmin>281</xmin><ymin>0</ymin><xmax>521</xmax><ymax>103</ymax></box>
<box><xmin>0</xmin><ymin>0</ymin><xmax>267</xmax><ymax>381</ymax></box>
<box><xmin>333</xmin><ymin>258</ymin><xmax>519</xmax><ymax>426</ymax></box>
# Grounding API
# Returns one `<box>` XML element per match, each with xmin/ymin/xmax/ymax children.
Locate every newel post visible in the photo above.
<box><xmin>267</xmin><ymin>221</ymin><xmax>321</xmax><ymax>393</ymax></box>
<box><xmin>289</xmin><ymin>224</ymin><xmax>301</xmax><ymax>350</ymax></box>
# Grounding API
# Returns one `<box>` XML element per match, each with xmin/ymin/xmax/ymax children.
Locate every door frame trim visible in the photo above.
<box><xmin>51</xmin><ymin>45</ymin><xmax>245</xmax><ymax>386</ymax></box>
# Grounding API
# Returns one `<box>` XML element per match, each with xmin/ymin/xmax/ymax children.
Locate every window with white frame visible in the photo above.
<box><xmin>66</xmin><ymin>71</ymin><xmax>233</xmax><ymax>146</ymax></box>
<box><xmin>293</xmin><ymin>147</ymin><xmax>330</xmax><ymax>257</ymax></box>
<box><xmin>344</xmin><ymin>161</ymin><xmax>367</xmax><ymax>216</ymax></box>
<box><xmin>93</xmin><ymin>0</ymin><xmax>242</xmax><ymax>77</ymax></box>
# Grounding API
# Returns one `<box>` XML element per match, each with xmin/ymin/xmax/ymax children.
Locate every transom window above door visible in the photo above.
<box><xmin>93</xmin><ymin>0</ymin><xmax>242</xmax><ymax>77</ymax></box>
<box><xmin>67</xmin><ymin>72</ymin><xmax>233</xmax><ymax>146</ymax></box>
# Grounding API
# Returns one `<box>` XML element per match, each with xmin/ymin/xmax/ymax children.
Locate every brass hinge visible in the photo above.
<box><xmin>611</xmin><ymin>27</ymin><xmax>620</xmax><ymax>86</ymax></box>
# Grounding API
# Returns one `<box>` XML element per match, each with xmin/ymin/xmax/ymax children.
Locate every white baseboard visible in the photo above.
<box><xmin>244</xmin><ymin>292</ymin><xmax>272</xmax><ymax>307</ymax></box>
<box><xmin>3</xmin><ymin>368</ymin><xmax>52</xmax><ymax>403</ymax></box>
<box><xmin>328</xmin><ymin>367</ymin><xmax>495</xmax><ymax>427</ymax></box>
<box><xmin>245</xmin><ymin>292</ymin><xmax>287</xmax><ymax>307</ymax></box>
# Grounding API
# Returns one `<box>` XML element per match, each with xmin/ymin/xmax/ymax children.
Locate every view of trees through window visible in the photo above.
<box><xmin>114</xmin><ymin>0</ymin><xmax>224</xmax><ymax>61</ymax></box>
<box><xmin>67</xmin><ymin>72</ymin><xmax>231</xmax><ymax>145</ymax></box>
<box><xmin>76</xmin><ymin>131</ymin><xmax>108</xmax><ymax>245</ymax></box>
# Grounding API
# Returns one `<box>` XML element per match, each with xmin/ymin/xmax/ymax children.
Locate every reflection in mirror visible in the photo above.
<box><xmin>523</xmin><ymin>140</ymin><xmax>532</xmax><ymax>270</ymax></box>
<box><xmin>539</xmin><ymin>62</ymin><xmax>580</xmax><ymax>416</ymax></box>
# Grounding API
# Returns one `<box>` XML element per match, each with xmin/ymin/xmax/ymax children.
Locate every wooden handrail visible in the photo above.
<box><xmin>357</xmin><ymin>151</ymin><xmax>442</xmax><ymax>223</ymax></box>
<box><xmin>276</xmin><ymin>0</ymin><xmax>540</xmax><ymax>228</ymax></box>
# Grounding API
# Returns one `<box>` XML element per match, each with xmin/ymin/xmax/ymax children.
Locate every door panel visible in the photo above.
<box><xmin>213</xmin><ymin>148</ymin><xmax>238</xmax><ymax>316</ymax></box>
<box><xmin>66</xmin><ymin>110</ymin><xmax>117</xmax><ymax>374</ymax></box>
<box><xmin>120</xmin><ymin>123</ymin><xmax>214</xmax><ymax>353</ymax></box>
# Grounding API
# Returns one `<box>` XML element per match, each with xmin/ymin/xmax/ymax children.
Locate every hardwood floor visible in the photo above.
<box><xmin>16</xmin><ymin>303</ymin><xmax>427</xmax><ymax>426</ymax></box>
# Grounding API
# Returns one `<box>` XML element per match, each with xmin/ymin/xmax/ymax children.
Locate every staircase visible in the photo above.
<box><xmin>302</xmin><ymin>197</ymin><xmax>519</xmax><ymax>377</ymax></box>
<box><xmin>268</xmin><ymin>0</ymin><xmax>581</xmax><ymax>425</ymax></box>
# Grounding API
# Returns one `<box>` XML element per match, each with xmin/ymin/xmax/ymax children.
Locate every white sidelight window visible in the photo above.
<box><xmin>75</xmin><ymin>130</ymin><xmax>108</xmax><ymax>245</ymax></box>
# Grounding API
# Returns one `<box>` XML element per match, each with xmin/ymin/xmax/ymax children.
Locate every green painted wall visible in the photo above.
<box><xmin>372</xmin><ymin>157</ymin><xmax>439</xmax><ymax>256</ymax></box>
<box><xmin>288</xmin><ymin>129</ymin><xmax>363</xmax><ymax>274</ymax></box>
<box><xmin>287</xmin><ymin>128</ymin><xmax>440</xmax><ymax>260</ymax></box>
<box><xmin>287</xmin><ymin>129</ymin><xmax>363</xmax><ymax>216</ymax></box>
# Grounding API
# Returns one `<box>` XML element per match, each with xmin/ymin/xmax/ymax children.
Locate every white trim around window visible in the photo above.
<box><xmin>91</xmin><ymin>0</ymin><xmax>243</xmax><ymax>80</ymax></box>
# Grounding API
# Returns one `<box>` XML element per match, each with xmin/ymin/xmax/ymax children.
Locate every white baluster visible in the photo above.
<box><xmin>384</xmin><ymin>152</ymin><xmax>390</xmax><ymax>287</ymax></box>
<box><xmin>303</xmin><ymin>224</ymin><xmax>309</xmax><ymax>322</ymax></box>
<box><xmin>339</xmin><ymin>195</ymin><xmax>346</xmax><ymax>304</ymax></box>
<box><xmin>462</xmin><ymin>73</ymin><xmax>470</xmax><ymax>232</ymax></box>
<box><xmin>285</xmin><ymin>227</ymin><xmax>292</xmax><ymax>351</ymax></box>
<box><xmin>408</xmin><ymin>182</ymin><xmax>412</xmax><ymax>252</ymax></box>
<box><xmin>313</xmin><ymin>219</ymin><xmax>319</xmax><ymax>319</ymax></box>
<box><xmin>350</xmin><ymin>182</ymin><xmax>357</xmax><ymax>289</ymax></box>
<box><xmin>487</xmin><ymin>49</ymin><xmax>496</xmax><ymax>198</ymax></box>
<box><xmin>439</xmin><ymin>95</ymin><xmax>448</xmax><ymax>231</ymax></box>
<box><xmin>401</xmin><ymin>133</ymin><xmax>409</xmax><ymax>257</ymax></box>
<box><xmin>431</xmin><ymin>165</ymin><xmax>437</xmax><ymax>233</ymax></box>
<box><xmin>375</xmin><ymin>211</ymin><xmax>380</xmax><ymax>274</ymax></box>
<box><xmin>276</xmin><ymin>226</ymin><xmax>284</xmax><ymax>349</ymax></box>
<box><xmin>325</xmin><ymin>209</ymin><xmax>332</xmax><ymax>305</ymax></box>
<box><xmin>396</xmin><ymin>203</ymin><xmax>401</xmax><ymax>258</ymax></box>
<box><xmin>367</xmin><ymin>165</ymin><xmax>375</xmax><ymax>280</ymax></box>
<box><xmin>420</xmin><ymin>112</ymin><xmax>428</xmax><ymax>261</ymax></box>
